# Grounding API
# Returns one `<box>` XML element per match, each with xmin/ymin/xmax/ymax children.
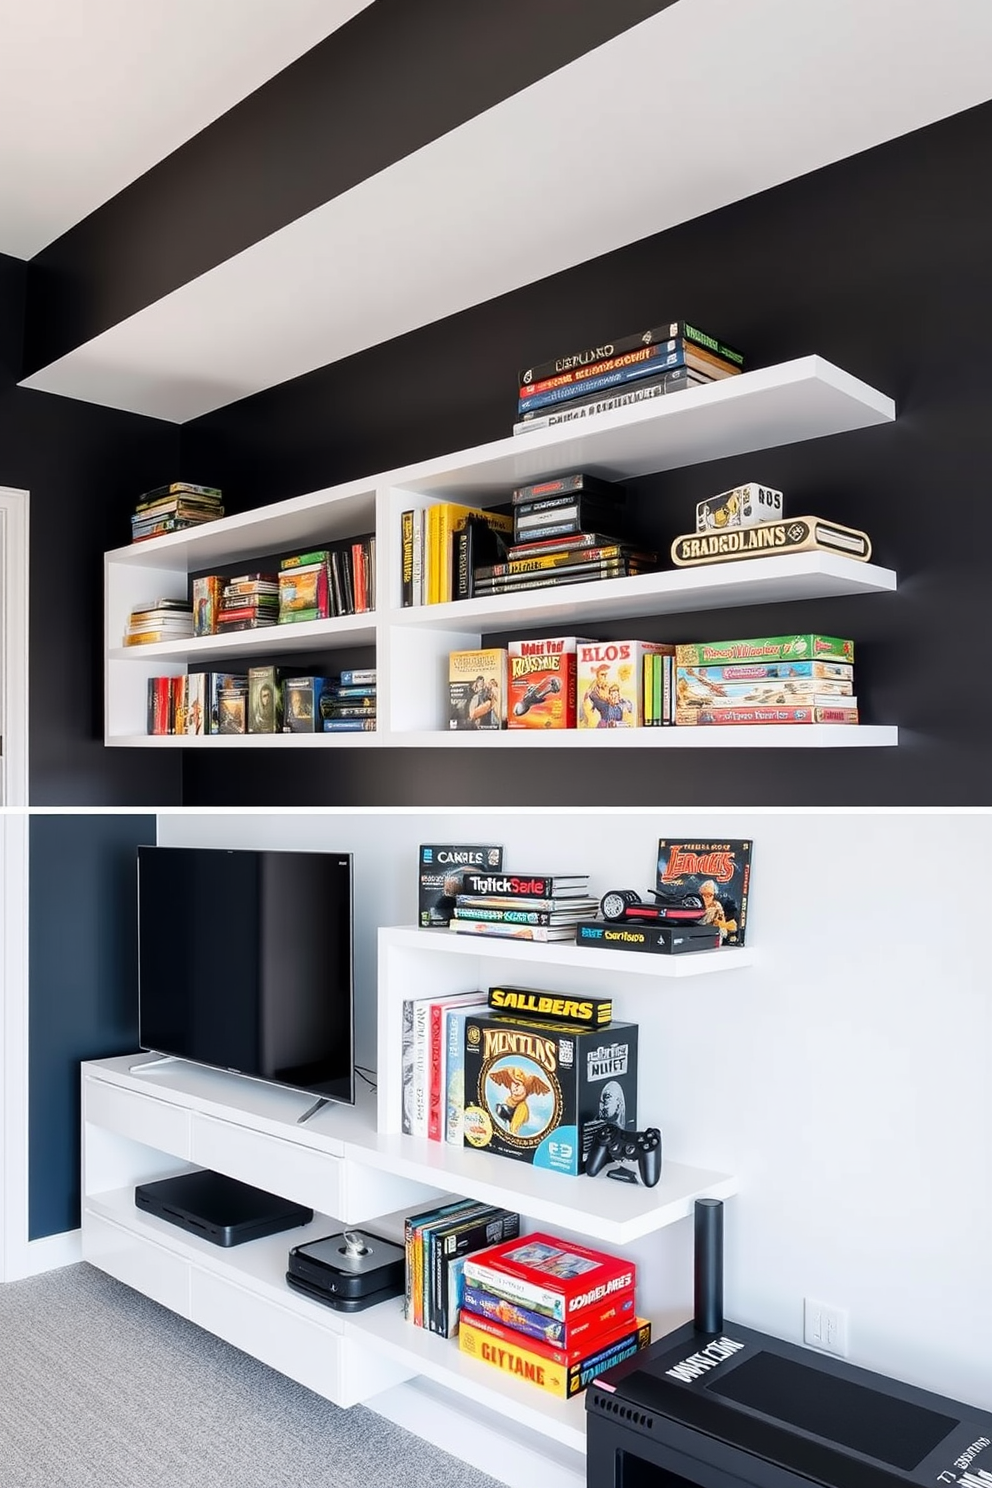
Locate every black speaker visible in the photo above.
<box><xmin>693</xmin><ymin>1196</ymin><xmax>724</xmax><ymax>1332</ymax></box>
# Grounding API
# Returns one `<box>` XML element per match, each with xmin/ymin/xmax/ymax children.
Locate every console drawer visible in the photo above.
<box><xmin>191</xmin><ymin>1114</ymin><xmax>344</xmax><ymax>1215</ymax></box>
<box><xmin>85</xmin><ymin>1077</ymin><xmax>191</xmax><ymax>1159</ymax></box>
<box><xmin>190</xmin><ymin>1269</ymin><xmax>345</xmax><ymax>1401</ymax></box>
<box><xmin>83</xmin><ymin>1208</ymin><xmax>191</xmax><ymax>1318</ymax></box>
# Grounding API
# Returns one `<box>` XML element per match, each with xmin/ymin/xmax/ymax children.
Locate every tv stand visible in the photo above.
<box><xmin>297</xmin><ymin>1095</ymin><xmax>331</xmax><ymax>1125</ymax></box>
<box><xmin>128</xmin><ymin>1053</ymin><xmax>178</xmax><ymax>1073</ymax></box>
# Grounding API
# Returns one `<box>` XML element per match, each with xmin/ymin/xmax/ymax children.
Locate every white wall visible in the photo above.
<box><xmin>157</xmin><ymin>806</ymin><xmax>992</xmax><ymax>1412</ymax></box>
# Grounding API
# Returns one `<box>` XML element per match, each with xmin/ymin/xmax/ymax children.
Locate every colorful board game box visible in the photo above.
<box><xmin>506</xmin><ymin>636</ymin><xmax>592</xmax><ymax>730</ymax></box>
<box><xmin>448</xmin><ymin>647</ymin><xmax>508</xmax><ymax>730</ymax></box>
<box><xmin>688</xmin><ymin>704</ymin><xmax>859</xmax><ymax>726</ymax></box>
<box><xmin>462</xmin><ymin>1232</ymin><xmax>635</xmax><ymax>1324</ymax></box>
<box><xmin>460</xmin><ymin>1280</ymin><xmax>635</xmax><ymax>1348</ymax></box>
<box><xmin>191</xmin><ymin>575</ymin><xmax>222</xmax><ymax>636</ymax></box>
<box><xmin>676</xmin><ymin>674</ymin><xmax>853</xmax><ymax>709</ymax></box>
<box><xmin>695</xmin><ymin>482</ymin><xmax>783</xmax><ymax>532</ymax></box>
<box><xmin>419</xmin><ymin>843</ymin><xmax>504</xmax><ymax>928</ymax></box>
<box><xmin>457</xmin><ymin>1314</ymin><xmax>651</xmax><ymax>1399</ymax></box>
<box><xmin>282</xmin><ymin>676</ymin><xmax>327</xmax><ymax>732</ymax></box>
<box><xmin>462</xmin><ymin>1011</ymin><xmax>638</xmax><ymax>1175</ymax></box>
<box><xmin>675</xmin><ymin>634</ymin><xmax>854</xmax><ymax>667</ymax></box>
<box><xmin>576</xmin><ymin>640</ymin><xmax>675</xmax><ymax>728</ymax></box>
<box><xmin>677</xmin><ymin>660</ymin><xmax>853</xmax><ymax>686</ymax></box>
<box><xmin>656</xmin><ymin>839</ymin><xmax>752</xmax><ymax>946</ymax></box>
<box><xmin>247</xmin><ymin>665</ymin><xmax>283</xmax><ymax>733</ymax></box>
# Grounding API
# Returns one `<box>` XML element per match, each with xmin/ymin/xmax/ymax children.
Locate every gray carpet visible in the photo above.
<box><xmin>0</xmin><ymin>1263</ymin><xmax>507</xmax><ymax>1488</ymax></box>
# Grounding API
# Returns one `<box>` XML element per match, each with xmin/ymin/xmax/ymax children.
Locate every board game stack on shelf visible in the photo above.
<box><xmin>402</xmin><ymin>1200</ymin><xmax>520</xmax><ymax>1340</ymax></box>
<box><xmin>216</xmin><ymin>573</ymin><xmax>279</xmax><ymax>633</ymax></box>
<box><xmin>129</xmin><ymin>482</ymin><xmax>224</xmax><ymax>543</ymax></box>
<box><xmin>458</xmin><ymin>1233</ymin><xmax>651</xmax><ymax>1398</ymax></box>
<box><xmin>320</xmin><ymin>668</ymin><xmax>377</xmax><ymax>732</ymax></box>
<box><xmin>513</xmin><ymin>319</ymin><xmax>743</xmax><ymax>437</ymax></box>
<box><xmin>449</xmin><ymin>869</ymin><xmax>596</xmax><ymax>942</ymax></box>
<box><xmin>674</xmin><ymin>634</ymin><xmax>858</xmax><ymax>727</ymax></box>
<box><xmin>123</xmin><ymin>598</ymin><xmax>193</xmax><ymax>646</ymax></box>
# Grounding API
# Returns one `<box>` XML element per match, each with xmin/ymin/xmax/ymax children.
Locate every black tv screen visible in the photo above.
<box><xmin>137</xmin><ymin>845</ymin><xmax>355</xmax><ymax>1106</ymax></box>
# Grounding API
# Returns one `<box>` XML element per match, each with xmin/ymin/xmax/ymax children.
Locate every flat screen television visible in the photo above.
<box><xmin>137</xmin><ymin>845</ymin><xmax>355</xmax><ymax>1108</ymax></box>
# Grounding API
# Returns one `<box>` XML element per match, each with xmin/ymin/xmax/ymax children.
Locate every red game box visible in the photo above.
<box><xmin>462</xmin><ymin>1232</ymin><xmax>635</xmax><ymax>1325</ymax></box>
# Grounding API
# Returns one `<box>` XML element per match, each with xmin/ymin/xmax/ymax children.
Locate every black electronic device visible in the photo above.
<box><xmin>586</xmin><ymin>1318</ymin><xmax>992</xmax><ymax>1488</ymax></box>
<box><xmin>137</xmin><ymin>844</ymin><xmax>355</xmax><ymax>1109</ymax></box>
<box><xmin>135</xmin><ymin>1169</ymin><xmax>312</xmax><ymax>1247</ymax></box>
<box><xmin>599</xmin><ymin>888</ymin><xmax>707</xmax><ymax>925</ymax></box>
<box><xmin>286</xmin><ymin>1229</ymin><xmax>405</xmax><ymax>1312</ymax></box>
<box><xmin>586</xmin><ymin>1122</ymin><xmax>662</xmax><ymax>1186</ymax></box>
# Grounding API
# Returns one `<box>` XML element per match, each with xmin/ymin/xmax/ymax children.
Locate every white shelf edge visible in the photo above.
<box><xmin>388</xmin><ymin>554</ymin><xmax>897</xmax><ymax>631</ymax></box>
<box><xmin>108</xmin><ymin>613</ymin><xmax>377</xmax><ymax>661</ymax></box>
<box><xmin>391</xmin><ymin>727</ymin><xmax>898</xmax><ymax>749</ymax></box>
<box><xmin>380</xmin><ymin>925</ymin><xmax>753</xmax><ymax>978</ymax></box>
<box><xmin>105</xmin><ymin>732</ymin><xmax>381</xmax><ymax>747</ymax></box>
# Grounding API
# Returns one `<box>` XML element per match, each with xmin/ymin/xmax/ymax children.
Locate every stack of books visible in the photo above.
<box><xmin>320</xmin><ymin>669</ymin><xmax>377</xmax><ymax>732</ymax></box>
<box><xmin>674</xmin><ymin>634</ymin><xmax>858</xmax><ymax>727</ymax></box>
<box><xmin>449</xmin><ymin>870</ymin><xmax>597</xmax><ymax>942</ymax></box>
<box><xmin>123</xmin><ymin>598</ymin><xmax>193</xmax><ymax>646</ymax></box>
<box><xmin>400</xmin><ymin>502</ymin><xmax>513</xmax><ymax>606</ymax></box>
<box><xmin>458</xmin><ymin>1233</ymin><xmax>651</xmax><ymax>1399</ymax></box>
<box><xmin>403</xmin><ymin>1201</ymin><xmax>520</xmax><ymax>1339</ymax></box>
<box><xmin>216</xmin><ymin>573</ymin><xmax>279</xmax><ymax>632</ymax></box>
<box><xmin>130</xmin><ymin>483</ymin><xmax>223</xmax><ymax>543</ymax></box>
<box><xmin>468</xmin><ymin>473</ymin><xmax>657</xmax><ymax>600</ymax></box>
<box><xmin>514</xmin><ymin>319</ymin><xmax>743</xmax><ymax>436</ymax></box>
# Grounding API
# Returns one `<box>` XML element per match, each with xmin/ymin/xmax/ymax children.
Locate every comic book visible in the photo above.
<box><xmin>655</xmin><ymin>839</ymin><xmax>753</xmax><ymax>946</ymax></box>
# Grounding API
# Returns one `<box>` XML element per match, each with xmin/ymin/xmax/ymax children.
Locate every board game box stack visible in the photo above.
<box><xmin>216</xmin><ymin>573</ymin><xmax>279</xmax><ymax>633</ymax></box>
<box><xmin>513</xmin><ymin>320</ymin><xmax>744</xmax><ymax>437</ymax></box>
<box><xmin>320</xmin><ymin>668</ymin><xmax>377</xmax><ymax>732</ymax></box>
<box><xmin>674</xmin><ymin>634</ymin><xmax>858</xmax><ymax>727</ymax></box>
<box><xmin>129</xmin><ymin>482</ymin><xmax>224</xmax><ymax>543</ymax></box>
<box><xmin>461</xmin><ymin>992</ymin><xmax>639</xmax><ymax>1177</ymax></box>
<box><xmin>403</xmin><ymin>1201</ymin><xmax>521</xmax><ymax>1339</ymax></box>
<box><xmin>278</xmin><ymin>549</ymin><xmax>331</xmax><ymax>623</ymax></box>
<box><xmin>449</xmin><ymin>870</ymin><xmax>597</xmax><ymax>943</ymax></box>
<box><xmin>458</xmin><ymin>1233</ymin><xmax>651</xmax><ymax>1398</ymax></box>
<box><xmin>469</xmin><ymin>473</ymin><xmax>658</xmax><ymax>599</ymax></box>
<box><xmin>124</xmin><ymin>597</ymin><xmax>193</xmax><ymax>647</ymax></box>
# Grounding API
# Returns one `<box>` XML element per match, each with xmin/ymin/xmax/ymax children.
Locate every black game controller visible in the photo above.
<box><xmin>513</xmin><ymin>675</ymin><xmax>562</xmax><ymax>716</ymax></box>
<box><xmin>586</xmin><ymin>1123</ymin><xmax>662</xmax><ymax>1187</ymax></box>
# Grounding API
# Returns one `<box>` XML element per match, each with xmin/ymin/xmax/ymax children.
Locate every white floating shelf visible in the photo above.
<box><xmin>108</xmin><ymin>613</ymin><xmax>376</xmax><ymax>662</ymax></box>
<box><xmin>381</xmin><ymin>925</ymin><xmax>753</xmax><ymax>978</ymax></box>
<box><xmin>105</xmin><ymin>731</ymin><xmax>381</xmax><ymax>748</ymax></box>
<box><xmin>392</xmin><ymin>727</ymin><xmax>897</xmax><ymax>749</ymax></box>
<box><xmin>390</xmin><ymin>553</ymin><xmax>896</xmax><ymax>631</ymax></box>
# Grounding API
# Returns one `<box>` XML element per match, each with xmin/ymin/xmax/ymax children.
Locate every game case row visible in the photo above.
<box><xmin>403</xmin><ymin>1199</ymin><xmax>520</xmax><ymax>1338</ymax></box>
<box><xmin>146</xmin><ymin>668</ymin><xmax>376</xmax><ymax>736</ymax></box>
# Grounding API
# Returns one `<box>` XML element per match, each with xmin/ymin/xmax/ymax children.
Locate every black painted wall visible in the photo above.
<box><xmin>28</xmin><ymin>814</ymin><xmax>155</xmax><ymax>1240</ymax></box>
<box><xmin>0</xmin><ymin>254</ymin><xmax>182</xmax><ymax>805</ymax></box>
<box><xmin>180</xmin><ymin>100</ymin><xmax>992</xmax><ymax>808</ymax></box>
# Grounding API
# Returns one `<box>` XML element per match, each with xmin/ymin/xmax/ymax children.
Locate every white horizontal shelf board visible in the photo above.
<box><xmin>393</xmin><ymin>726</ymin><xmax>898</xmax><ymax>749</ymax></box>
<box><xmin>105</xmin><ymin>731</ymin><xmax>381</xmax><ymax>748</ymax></box>
<box><xmin>108</xmin><ymin>613</ymin><xmax>376</xmax><ymax>661</ymax></box>
<box><xmin>386</xmin><ymin>358</ymin><xmax>895</xmax><ymax>498</ymax></box>
<box><xmin>351</xmin><ymin>1296</ymin><xmax>586</xmax><ymax>1453</ymax></box>
<box><xmin>380</xmin><ymin>925</ymin><xmax>753</xmax><ymax>978</ymax></box>
<box><xmin>340</xmin><ymin>1129</ymin><xmax>737</xmax><ymax>1246</ymax></box>
<box><xmin>390</xmin><ymin>554</ymin><xmax>896</xmax><ymax>630</ymax></box>
<box><xmin>107</xmin><ymin>482</ymin><xmax>377</xmax><ymax>570</ymax></box>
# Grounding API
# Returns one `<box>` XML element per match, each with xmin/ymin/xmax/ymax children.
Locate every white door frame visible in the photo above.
<box><xmin>0</xmin><ymin>811</ymin><xmax>29</xmax><ymax>1281</ymax></box>
<box><xmin>0</xmin><ymin>485</ymin><xmax>29</xmax><ymax>807</ymax></box>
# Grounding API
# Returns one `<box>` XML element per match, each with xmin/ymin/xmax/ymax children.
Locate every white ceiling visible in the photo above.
<box><xmin>0</xmin><ymin>0</ymin><xmax>372</xmax><ymax>258</ymax></box>
<box><xmin>12</xmin><ymin>0</ymin><xmax>992</xmax><ymax>423</ymax></box>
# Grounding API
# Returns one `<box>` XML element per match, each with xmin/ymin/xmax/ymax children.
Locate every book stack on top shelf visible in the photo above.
<box><xmin>513</xmin><ymin>319</ymin><xmax>744</xmax><ymax>436</ymax></box>
<box><xmin>130</xmin><ymin>482</ymin><xmax>224</xmax><ymax>543</ymax></box>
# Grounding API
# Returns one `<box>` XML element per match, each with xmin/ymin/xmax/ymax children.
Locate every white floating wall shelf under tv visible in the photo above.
<box><xmin>105</xmin><ymin>356</ymin><xmax>898</xmax><ymax>749</ymax></box>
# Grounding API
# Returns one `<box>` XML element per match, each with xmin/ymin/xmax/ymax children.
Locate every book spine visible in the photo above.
<box><xmin>511</xmin><ymin>472</ymin><xmax>619</xmax><ymax>504</ymax></box>
<box><xmin>411</xmin><ymin>1001</ymin><xmax>430</xmax><ymax>1137</ymax></box>
<box><xmin>401</xmin><ymin>510</ymin><xmax>414</xmax><ymax>607</ymax></box>
<box><xmin>476</xmin><ymin>544</ymin><xmax>648</xmax><ymax>579</ymax></box>
<box><xmin>519</xmin><ymin>341</ymin><xmax>678</xmax><ymax>399</ymax></box>
<box><xmin>400</xmin><ymin>999</ymin><xmax>415</xmax><ymax>1135</ymax></box>
<box><xmin>321</xmin><ymin>718</ymin><xmax>376</xmax><ymax>731</ymax></box>
<box><xmin>279</xmin><ymin>549</ymin><xmax>331</xmax><ymax>569</ymax></box>
<box><xmin>444</xmin><ymin>1007</ymin><xmax>475</xmax><ymax>1145</ymax></box>
<box><xmin>519</xmin><ymin>321</ymin><xmax>744</xmax><ymax>385</ymax></box>
<box><xmin>473</xmin><ymin>560</ymin><xmax>642</xmax><ymax>594</ymax></box>
<box><xmin>452</xmin><ymin>907</ymin><xmax>555</xmax><ymax>925</ymax></box>
<box><xmin>453</xmin><ymin>527</ymin><xmax>471</xmax><ymax>602</ymax></box>
<box><xmin>428</xmin><ymin>1001</ymin><xmax>445</xmax><ymax>1142</ymax></box>
<box><xmin>338</xmin><ymin>668</ymin><xmax>377</xmax><ymax>685</ymax></box>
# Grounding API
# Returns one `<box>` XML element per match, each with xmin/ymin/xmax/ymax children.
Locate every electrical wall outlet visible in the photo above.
<box><xmin>804</xmin><ymin>1297</ymin><xmax>849</xmax><ymax>1356</ymax></box>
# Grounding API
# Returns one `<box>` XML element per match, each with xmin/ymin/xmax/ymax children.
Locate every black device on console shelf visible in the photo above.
<box><xmin>586</xmin><ymin>1123</ymin><xmax>662</xmax><ymax>1186</ymax></box>
<box><xmin>286</xmin><ymin>1230</ymin><xmax>405</xmax><ymax>1313</ymax></box>
<box><xmin>134</xmin><ymin>1169</ymin><xmax>313</xmax><ymax>1247</ymax></box>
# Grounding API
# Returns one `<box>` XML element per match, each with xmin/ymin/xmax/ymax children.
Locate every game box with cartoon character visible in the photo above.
<box><xmin>461</xmin><ymin>1010</ymin><xmax>638</xmax><ymax>1176</ymax></box>
<box><xmin>656</xmin><ymin>839</ymin><xmax>752</xmax><ymax>947</ymax></box>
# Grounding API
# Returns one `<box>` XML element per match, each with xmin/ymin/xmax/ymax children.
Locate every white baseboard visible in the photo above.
<box><xmin>4</xmin><ymin>1228</ymin><xmax>83</xmax><ymax>1282</ymax></box>
<box><xmin>369</xmin><ymin>1376</ymin><xmax>585</xmax><ymax>1488</ymax></box>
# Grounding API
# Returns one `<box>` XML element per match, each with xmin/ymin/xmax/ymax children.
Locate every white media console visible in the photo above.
<box><xmin>81</xmin><ymin>926</ymin><xmax>746</xmax><ymax>1484</ymax></box>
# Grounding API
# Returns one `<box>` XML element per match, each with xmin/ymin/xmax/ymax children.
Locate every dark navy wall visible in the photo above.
<box><xmin>28</xmin><ymin>814</ymin><xmax>155</xmax><ymax>1239</ymax></box>
<box><xmin>0</xmin><ymin>253</ymin><xmax>182</xmax><ymax>805</ymax></box>
<box><xmin>180</xmin><ymin>100</ymin><xmax>992</xmax><ymax>808</ymax></box>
